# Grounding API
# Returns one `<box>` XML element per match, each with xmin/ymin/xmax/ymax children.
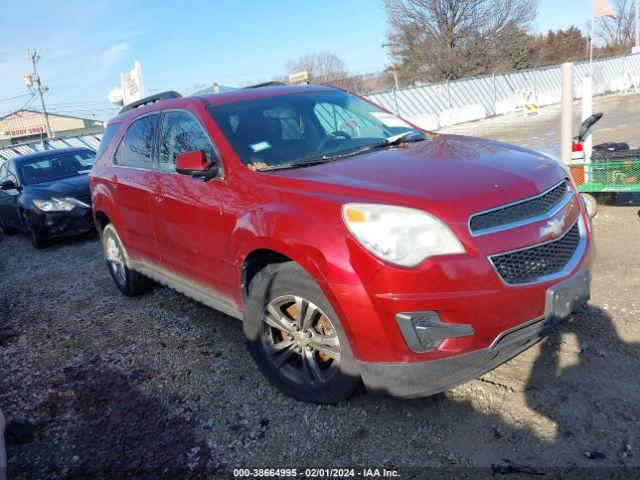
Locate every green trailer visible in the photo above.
<box><xmin>569</xmin><ymin>160</ymin><xmax>640</xmax><ymax>214</ymax></box>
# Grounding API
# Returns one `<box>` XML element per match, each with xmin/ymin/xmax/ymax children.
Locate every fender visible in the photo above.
<box><xmin>91</xmin><ymin>181</ymin><xmax>128</xmax><ymax>245</ymax></box>
<box><xmin>229</xmin><ymin>201</ymin><xmax>386</xmax><ymax>341</ymax></box>
<box><xmin>231</xmin><ymin>201</ymin><xmax>384</xmax><ymax>286</ymax></box>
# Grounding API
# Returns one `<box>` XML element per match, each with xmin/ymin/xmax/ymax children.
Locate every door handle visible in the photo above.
<box><xmin>110</xmin><ymin>175</ymin><xmax>119</xmax><ymax>189</ymax></box>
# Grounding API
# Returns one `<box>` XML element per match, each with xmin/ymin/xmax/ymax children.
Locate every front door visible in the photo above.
<box><xmin>150</xmin><ymin>109</ymin><xmax>227</xmax><ymax>294</ymax></box>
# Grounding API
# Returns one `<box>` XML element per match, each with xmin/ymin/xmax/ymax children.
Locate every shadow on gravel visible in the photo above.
<box><xmin>7</xmin><ymin>364</ymin><xmax>212</xmax><ymax>479</ymax></box>
<box><xmin>612</xmin><ymin>192</ymin><xmax>640</xmax><ymax>207</ymax></box>
<box><xmin>352</xmin><ymin>305</ymin><xmax>638</xmax><ymax>476</ymax></box>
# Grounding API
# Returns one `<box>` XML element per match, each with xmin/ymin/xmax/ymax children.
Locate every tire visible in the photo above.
<box><xmin>22</xmin><ymin>212</ymin><xmax>47</xmax><ymax>249</ymax></box>
<box><xmin>581</xmin><ymin>193</ymin><xmax>598</xmax><ymax>218</ymax></box>
<box><xmin>102</xmin><ymin>224</ymin><xmax>154</xmax><ymax>297</ymax></box>
<box><xmin>244</xmin><ymin>262</ymin><xmax>360</xmax><ymax>403</ymax></box>
<box><xmin>595</xmin><ymin>192</ymin><xmax>616</xmax><ymax>205</ymax></box>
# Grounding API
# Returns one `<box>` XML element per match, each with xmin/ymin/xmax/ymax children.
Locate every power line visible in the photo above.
<box><xmin>0</xmin><ymin>93</ymin><xmax>32</xmax><ymax>103</ymax></box>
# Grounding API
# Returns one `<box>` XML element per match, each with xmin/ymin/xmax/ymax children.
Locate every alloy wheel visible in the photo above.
<box><xmin>260</xmin><ymin>295</ymin><xmax>341</xmax><ymax>386</ymax></box>
<box><xmin>106</xmin><ymin>236</ymin><xmax>127</xmax><ymax>287</ymax></box>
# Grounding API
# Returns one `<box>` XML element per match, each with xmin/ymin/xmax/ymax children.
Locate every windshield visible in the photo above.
<box><xmin>18</xmin><ymin>151</ymin><xmax>95</xmax><ymax>185</ymax></box>
<box><xmin>207</xmin><ymin>90</ymin><xmax>424</xmax><ymax>171</ymax></box>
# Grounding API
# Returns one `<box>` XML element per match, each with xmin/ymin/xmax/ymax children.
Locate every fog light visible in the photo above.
<box><xmin>396</xmin><ymin>312</ymin><xmax>474</xmax><ymax>353</ymax></box>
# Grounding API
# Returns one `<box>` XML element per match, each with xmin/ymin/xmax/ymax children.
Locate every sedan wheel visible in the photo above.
<box><xmin>23</xmin><ymin>213</ymin><xmax>46</xmax><ymax>249</ymax></box>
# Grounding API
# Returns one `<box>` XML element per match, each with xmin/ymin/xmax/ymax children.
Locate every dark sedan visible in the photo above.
<box><xmin>0</xmin><ymin>148</ymin><xmax>95</xmax><ymax>248</ymax></box>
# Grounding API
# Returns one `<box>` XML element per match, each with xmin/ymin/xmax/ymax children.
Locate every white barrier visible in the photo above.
<box><xmin>409</xmin><ymin>114</ymin><xmax>440</xmax><ymax>131</ymax></box>
<box><xmin>438</xmin><ymin>105</ymin><xmax>487</xmax><ymax>127</ymax></box>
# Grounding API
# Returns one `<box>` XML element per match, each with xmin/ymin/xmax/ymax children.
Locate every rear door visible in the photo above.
<box><xmin>110</xmin><ymin>113</ymin><xmax>161</xmax><ymax>262</ymax></box>
<box><xmin>150</xmin><ymin>109</ymin><xmax>227</xmax><ymax>291</ymax></box>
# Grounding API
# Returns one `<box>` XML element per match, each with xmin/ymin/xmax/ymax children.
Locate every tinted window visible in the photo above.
<box><xmin>159</xmin><ymin>111</ymin><xmax>215</xmax><ymax>171</ymax></box>
<box><xmin>18</xmin><ymin>151</ymin><xmax>95</xmax><ymax>185</ymax></box>
<box><xmin>115</xmin><ymin>114</ymin><xmax>159</xmax><ymax>168</ymax></box>
<box><xmin>96</xmin><ymin>123</ymin><xmax>120</xmax><ymax>160</ymax></box>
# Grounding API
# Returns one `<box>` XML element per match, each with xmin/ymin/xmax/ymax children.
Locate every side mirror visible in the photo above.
<box><xmin>0</xmin><ymin>180</ymin><xmax>18</xmax><ymax>191</ymax></box>
<box><xmin>175</xmin><ymin>150</ymin><xmax>219</xmax><ymax>179</ymax></box>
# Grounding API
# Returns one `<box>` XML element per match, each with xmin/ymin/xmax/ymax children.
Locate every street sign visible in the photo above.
<box><xmin>288</xmin><ymin>70</ymin><xmax>309</xmax><ymax>85</ymax></box>
<box><xmin>121</xmin><ymin>61</ymin><xmax>145</xmax><ymax>105</ymax></box>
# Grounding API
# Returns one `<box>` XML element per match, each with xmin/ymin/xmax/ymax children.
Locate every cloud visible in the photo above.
<box><xmin>98</xmin><ymin>42</ymin><xmax>131</xmax><ymax>70</ymax></box>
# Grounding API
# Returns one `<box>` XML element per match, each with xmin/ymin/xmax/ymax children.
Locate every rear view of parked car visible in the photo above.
<box><xmin>0</xmin><ymin>148</ymin><xmax>95</xmax><ymax>248</ymax></box>
<box><xmin>90</xmin><ymin>85</ymin><xmax>593</xmax><ymax>403</ymax></box>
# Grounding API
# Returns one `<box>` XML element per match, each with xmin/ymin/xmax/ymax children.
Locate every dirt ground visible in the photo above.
<box><xmin>1</xmin><ymin>93</ymin><xmax>639</xmax><ymax>478</ymax></box>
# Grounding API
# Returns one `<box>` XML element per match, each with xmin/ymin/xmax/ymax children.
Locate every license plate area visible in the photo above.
<box><xmin>544</xmin><ymin>269</ymin><xmax>591</xmax><ymax>322</ymax></box>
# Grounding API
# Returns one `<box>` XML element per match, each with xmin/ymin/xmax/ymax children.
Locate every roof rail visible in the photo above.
<box><xmin>118</xmin><ymin>91</ymin><xmax>182</xmax><ymax>114</ymax></box>
<box><xmin>242</xmin><ymin>81</ymin><xmax>286</xmax><ymax>89</ymax></box>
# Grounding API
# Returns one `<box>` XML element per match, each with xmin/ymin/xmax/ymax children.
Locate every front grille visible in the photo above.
<box><xmin>489</xmin><ymin>222</ymin><xmax>581</xmax><ymax>284</ymax></box>
<box><xmin>470</xmin><ymin>181</ymin><xmax>568</xmax><ymax>234</ymax></box>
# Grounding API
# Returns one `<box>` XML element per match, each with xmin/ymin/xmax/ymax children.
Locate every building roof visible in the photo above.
<box><xmin>0</xmin><ymin>109</ymin><xmax>103</xmax><ymax>124</ymax></box>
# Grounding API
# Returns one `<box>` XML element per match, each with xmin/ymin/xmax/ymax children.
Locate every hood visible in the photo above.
<box><xmin>269</xmin><ymin>134</ymin><xmax>567</xmax><ymax>224</ymax></box>
<box><xmin>25</xmin><ymin>174</ymin><xmax>91</xmax><ymax>201</ymax></box>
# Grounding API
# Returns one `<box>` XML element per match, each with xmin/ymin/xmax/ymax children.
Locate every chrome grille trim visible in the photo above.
<box><xmin>468</xmin><ymin>180</ymin><xmax>571</xmax><ymax>237</ymax></box>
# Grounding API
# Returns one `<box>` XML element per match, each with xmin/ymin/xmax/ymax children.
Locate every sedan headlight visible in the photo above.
<box><xmin>342</xmin><ymin>203</ymin><xmax>465</xmax><ymax>267</ymax></box>
<box><xmin>33</xmin><ymin>197</ymin><xmax>79</xmax><ymax>212</ymax></box>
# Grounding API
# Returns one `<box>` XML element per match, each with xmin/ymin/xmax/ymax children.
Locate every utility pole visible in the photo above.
<box><xmin>26</xmin><ymin>50</ymin><xmax>53</xmax><ymax>140</ymax></box>
<box><xmin>635</xmin><ymin>0</ymin><xmax>639</xmax><ymax>52</ymax></box>
<box><xmin>381</xmin><ymin>43</ymin><xmax>400</xmax><ymax>114</ymax></box>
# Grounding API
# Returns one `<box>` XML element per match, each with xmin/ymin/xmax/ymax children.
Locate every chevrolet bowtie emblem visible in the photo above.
<box><xmin>540</xmin><ymin>216</ymin><xmax>565</xmax><ymax>239</ymax></box>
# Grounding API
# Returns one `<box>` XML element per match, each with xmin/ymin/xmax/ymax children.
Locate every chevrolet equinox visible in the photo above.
<box><xmin>89</xmin><ymin>85</ymin><xmax>593</xmax><ymax>403</ymax></box>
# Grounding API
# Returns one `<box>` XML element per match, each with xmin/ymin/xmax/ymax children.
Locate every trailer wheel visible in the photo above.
<box><xmin>581</xmin><ymin>193</ymin><xmax>598</xmax><ymax>218</ymax></box>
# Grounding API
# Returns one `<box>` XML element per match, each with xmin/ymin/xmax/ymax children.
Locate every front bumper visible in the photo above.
<box><xmin>27</xmin><ymin>207</ymin><xmax>94</xmax><ymax>239</ymax></box>
<box><xmin>356</xmin><ymin>269</ymin><xmax>591</xmax><ymax>398</ymax></box>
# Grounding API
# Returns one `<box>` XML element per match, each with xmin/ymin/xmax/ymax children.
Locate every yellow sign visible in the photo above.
<box><xmin>288</xmin><ymin>70</ymin><xmax>309</xmax><ymax>85</ymax></box>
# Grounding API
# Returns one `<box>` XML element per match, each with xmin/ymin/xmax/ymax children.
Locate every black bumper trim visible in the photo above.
<box><xmin>358</xmin><ymin>314</ymin><xmax>560</xmax><ymax>399</ymax></box>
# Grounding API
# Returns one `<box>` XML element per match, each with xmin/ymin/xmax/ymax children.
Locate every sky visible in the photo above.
<box><xmin>0</xmin><ymin>0</ymin><xmax>595</xmax><ymax>120</ymax></box>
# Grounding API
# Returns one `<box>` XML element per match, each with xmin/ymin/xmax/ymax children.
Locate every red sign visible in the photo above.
<box><xmin>8</xmin><ymin>125</ymin><xmax>45</xmax><ymax>138</ymax></box>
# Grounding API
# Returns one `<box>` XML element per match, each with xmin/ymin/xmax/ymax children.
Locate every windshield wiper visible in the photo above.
<box><xmin>256</xmin><ymin>132</ymin><xmax>425</xmax><ymax>172</ymax></box>
<box><xmin>378</xmin><ymin>131</ymin><xmax>423</xmax><ymax>147</ymax></box>
<box><xmin>256</xmin><ymin>158</ymin><xmax>333</xmax><ymax>172</ymax></box>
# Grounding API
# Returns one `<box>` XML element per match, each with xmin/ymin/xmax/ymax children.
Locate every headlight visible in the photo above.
<box><xmin>33</xmin><ymin>197</ymin><xmax>77</xmax><ymax>212</ymax></box>
<box><xmin>342</xmin><ymin>203</ymin><xmax>465</xmax><ymax>267</ymax></box>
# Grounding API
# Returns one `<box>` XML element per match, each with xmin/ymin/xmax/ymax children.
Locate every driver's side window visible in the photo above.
<box><xmin>159</xmin><ymin>111</ymin><xmax>215</xmax><ymax>171</ymax></box>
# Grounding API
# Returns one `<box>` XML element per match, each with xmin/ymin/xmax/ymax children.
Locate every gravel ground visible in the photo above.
<box><xmin>1</xmin><ymin>94</ymin><xmax>640</xmax><ymax>478</ymax></box>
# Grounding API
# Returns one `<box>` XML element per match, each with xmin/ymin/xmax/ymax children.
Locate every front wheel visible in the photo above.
<box><xmin>22</xmin><ymin>212</ymin><xmax>47</xmax><ymax>249</ymax></box>
<box><xmin>102</xmin><ymin>224</ymin><xmax>154</xmax><ymax>297</ymax></box>
<box><xmin>244</xmin><ymin>263</ymin><xmax>360</xmax><ymax>403</ymax></box>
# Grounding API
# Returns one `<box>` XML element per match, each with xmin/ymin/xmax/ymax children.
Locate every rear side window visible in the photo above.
<box><xmin>158</xmin><ymin>111</ymin><xmax>215</xmax><ymax>171</ymax></box>
<box><xmin>96</xmin><ymin>124</ymin><xmax>120</xmax><ymax>160</ymax></box>
<box><xmin>114</xmin><ymin>114</ymin><xmax>159</xmax><ymax>168</ymax></box>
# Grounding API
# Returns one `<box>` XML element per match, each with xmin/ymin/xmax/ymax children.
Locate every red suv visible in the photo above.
<box><xmin>89</xmin><ymin>85</ymin><xmax>593</xmax><ymax>403</ymax></box>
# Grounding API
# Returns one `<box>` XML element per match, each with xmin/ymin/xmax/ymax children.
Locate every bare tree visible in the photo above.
<box><xmin>286</xmin><ymin>52</ymin><xmax>349</xmax><ymax>87</ymax></box>
<box><xmin>595</xmin><ymin>0</ymin><xmax>636</xmax><ymax>49</ymax></box>
<box><xmin>384</xmin><ymin>0</ymin><xmax>539</xmax><ymax>83</ymax></box>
